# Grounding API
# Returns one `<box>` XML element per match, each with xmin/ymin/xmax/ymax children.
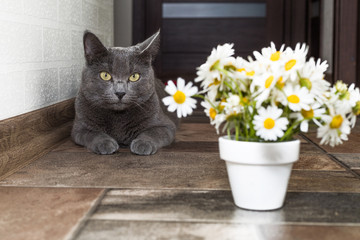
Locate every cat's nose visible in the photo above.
<box><xmin>115</xmin><ymin>92</ymin><xmax>126</xmax><ymax>100</ymax></box>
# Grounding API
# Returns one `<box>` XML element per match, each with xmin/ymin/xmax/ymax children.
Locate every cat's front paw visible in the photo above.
<box><xmin>130</xmin><ymin>138</ymin><xmax>157</xmax><ymax>155</ymax></box>
<box><xmin>90</xmin><ymin>137</ymin><xmax>119</xmax><ymax>155</ymax></box>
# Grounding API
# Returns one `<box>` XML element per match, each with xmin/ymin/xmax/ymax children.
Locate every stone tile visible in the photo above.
<box><xmin>59</xmin><ymin>66</ymin><xmax>81</xmax><ymax>99</ymax></box>
<box><xmin>332</xmin><ymin>153</ymin><xmax>360</xmax><ymax>170</ymax></box>
<box><xmin>0</xmin><ymin>152</ymin><xmax>229</xmax><ymax>189</ymax></box>
<box><xmin>76</xmin><ymin>221</ymin><xmax>360</xmax><ymax>240</ymax></box>
<box><xmin>23</xmin><ymin>0</ymin><xmax>58</xmax><ymax>21</ymax></box>
<box><xmin>89</xmin><ymin>189</ymin><xmax>360</xmax><ymax>224</ymax></box>
<box><xmin>288</xmin><ymin>170</ymin><xmax>360</xmax><ymax>193</ymax></box>
<box><xmin>25</xmin><ymin>68</ymin><xmax>59</xmax><ymax>110</ymax></box>
<box><xmin>43</xmin><ymin>28</ymin><xmax>72</xmax><ymax>62</ymax></box>
<box><xmin>76</xmin><ymin>220</ymin><xmax>259</xmax><ymax>240</ymax></box>
<box><xmin>304</xmin><ymin>132</ymin><xmax>360</xmax><ymax>154</ymax></box>
<box><xmin>0</xmin><ymin>187</ymin><xmax>103</xmax><ymax>240</ymax></box>
<box><xmin>258</xmin><ymin>225</ymin><xmax>360</xmax><ymax>240</ymax></box>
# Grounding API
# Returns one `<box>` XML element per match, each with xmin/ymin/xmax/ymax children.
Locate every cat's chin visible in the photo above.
<box><xmin>104</xmin><ymin>102</ymin><xmax>130</xmax><ymax>111</ymax></box>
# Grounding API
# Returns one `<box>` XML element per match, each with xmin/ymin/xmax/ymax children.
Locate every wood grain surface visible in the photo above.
<box><xmin>0</xmin><ymin>99</ymin><xmax>75</xmax><ymax>180</ymax></box>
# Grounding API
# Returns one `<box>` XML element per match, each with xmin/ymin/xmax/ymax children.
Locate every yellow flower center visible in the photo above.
<box><xmin>246</xmin><ymin>70</ymin><xmax>255</xmax><ymax>76</ymax></box>
<box><xmin>288</xmin><ymin>94</ymin><xmax>300</xmax><ymax>104</ymax></box>
<box><xmin>173</xmin><ymin>90</ymin><xmax>186</xmax><ymax>104</ymax></box>
<box><xmin>301</xmin><ymin>108</ymin><xmax>314</xmax><ymax>119</ymax></box>
<box><xmin>276</xmin><ymin>76</ymin><xmax>285</xmax><ymax>89</ymax></box>
<box><xmin>270</xmin><ymin>51</ymin><xmax>280</xmax><ymax>61</ymax></box>
<box><xmin>285</xmin><ymin>59</ymin><xmax>297</xmax><ymax>71</ymax></box>
<box><xmin>330</xmin><ymin>115</ymin><xmax>343</xmax><ymax>129</ymax></box>
<box><xmin>264</xmin><ymin>118</ymin><xmax>275</xmax><ymax>130</ymax></box>
<box><xmin>209</xmin><ymin>108</ymin><xmax>217</xmax><ymax>120</ymax></box>
<box><xmin>265</xmin><ymin>76</ymin><xmax>274</xmax><ymax>89</ymax></box>
<box><xmin>237</xmin><ymin>68</ymin><xmax>254</xmax><ymax>76</ymax></box>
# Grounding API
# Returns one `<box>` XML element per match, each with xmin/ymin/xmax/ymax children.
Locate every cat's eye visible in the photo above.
<box><xmin>129</xmin><ymin>73</ymin><xmax>140</xmax><ymax>82</ymax></box>
<box><xmin>100</xmin><ymin>71</ymin><xmax>112</xmax><ymax>81</ymax></box>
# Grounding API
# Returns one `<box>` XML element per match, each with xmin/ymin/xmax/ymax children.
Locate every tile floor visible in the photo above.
<box><xmin>0</xmin><ymin>112</ymin><xmax>359</xmax><ymax>240</ymax></box>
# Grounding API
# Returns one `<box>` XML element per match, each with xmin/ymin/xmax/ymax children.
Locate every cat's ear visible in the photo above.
<box><xmin>138</xmin><ymin>30</ymin><xmax>160</xmax><ymax>61</ymax></box>
<box><xmin>83</xmin><ymin>31</ymin><xmax>108</xmax><ymax>65</ymax></box>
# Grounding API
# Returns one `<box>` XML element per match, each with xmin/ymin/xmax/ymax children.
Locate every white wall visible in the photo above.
<box><xmin>0</xmin><ymin>0</ymin><xmax>114</xmax><ymax>121</ymax></box>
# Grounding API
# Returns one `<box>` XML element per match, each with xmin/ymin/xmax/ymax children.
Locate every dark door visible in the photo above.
<box><xmin>134</xmin><ymin>0</ymin><xmax>284</xmax><ymax>81</ymax></box>
<box><xmin>133</xmin><ymin>0</ymin><xmax>359</xmax><ymax>86</ymax></box>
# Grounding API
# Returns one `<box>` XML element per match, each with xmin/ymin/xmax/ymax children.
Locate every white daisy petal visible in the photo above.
<box><xmin>177</xmin><ymin>77</ymin><xmax>185</xmax><ymax>91</ymax></box>
<box><xmin>165</xmin><ymin>81</ymin><xmax>177</xmax><ymax>95</ymax></box>
<box><xmin>162</xmin><ymin>96</ymin><xmax>173</xmax><ymax>106</ymax></box>
<box><xmin>167</xmin><ymin>103</ymin><xmax>177</xmax><ymax>112</ymax></box>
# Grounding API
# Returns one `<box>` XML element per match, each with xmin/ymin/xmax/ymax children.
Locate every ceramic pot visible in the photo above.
<box><xmin>219</xmin><ymin>136</ymin><xmax>300</xmax><ymax>211</ymax></box>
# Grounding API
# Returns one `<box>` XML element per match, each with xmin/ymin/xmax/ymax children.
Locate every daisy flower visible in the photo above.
<box><xmin>195</xmin><ymin>43</ymin><xmax>235</xmax><ymax>88</ymax></box>
<box><xmin>330</xmin><ymin>82</ymin><xmax>359</xmax><ymax>117</ymax></box>
<box><xmin>251</xmin><ymin>71</ymin><xmax>279</xmax><ymax>107</ymax></box>
<box><xmin>317</xmin><ymin>112</ymin><xmax>351</xmax><ymax>147</ymax></box>
<box><xmin>253</xmin><ymin>106</ymin><xmax>289</xmax><ymax>141</ymax></box>
<box><xmin>222</xmin><ymin>93</ymin><xmax>243</xmax><ymax>115</ymax></box>
<box><xmin>347</xmin><ymin>84</ymin><xmax>360</xmax><ymax>127</ymax></box>
<box><xmin>201</xmin><ymin>100</ymin><xmax>219</xmax><ymax>121</ymax></box>
<box><xmin>283</xmin><ymin>85</ymin><xmax>314</xmax><ymax>111</ymax></box>
<box><xmin>282</xmin><ymin>43</ymin><xmax>308</xmax><ymax>81</ymax></box>
<box><xmin>290</xmin><ymin>103</ymin><xmax>326</xmax><ymax>132</ymax></box>
<box><xmin>162</xmin><ymin>78</ymin><xmax>198</xmax><ymax>118</ymax></box>
<box><xmin>298</xmin><ymin>58</ymin><xmax>330</xmax><ymax>103</ymax></box>
<box><xmin>253</xmin><ymin>42</ymin><xmax>285</xmax><ymax>71</ymax></box>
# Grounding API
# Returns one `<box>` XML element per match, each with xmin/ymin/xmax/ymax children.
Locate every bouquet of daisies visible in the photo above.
<box><xmin>162</xmin><ymin>43</ymin><xmax>360</xmax><ymax>147</ymax></box>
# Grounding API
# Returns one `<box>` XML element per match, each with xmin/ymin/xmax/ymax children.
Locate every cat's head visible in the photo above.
<box><xmin>80</xmin><ymin>30</ymin><xmax>160</xmax><ymax>111</ymax></box>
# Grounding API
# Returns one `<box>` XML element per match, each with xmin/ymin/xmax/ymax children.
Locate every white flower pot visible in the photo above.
<box><xmin>219</xmin><ymin>136</ymin><xmax>300</xmax><ymax>211</ymax></box>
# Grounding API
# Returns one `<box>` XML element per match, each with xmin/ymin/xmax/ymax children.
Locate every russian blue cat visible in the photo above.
<box><xmin>71</xmin><ymin>31</ymin><xmax>177</xmax><ymax>155</ymax></box>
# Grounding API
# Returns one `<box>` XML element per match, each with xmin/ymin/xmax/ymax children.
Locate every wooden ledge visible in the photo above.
<box><xmin>0</xmin><ymin>99</ymin><xmax>75</xmax><ymax>180</ymax></box>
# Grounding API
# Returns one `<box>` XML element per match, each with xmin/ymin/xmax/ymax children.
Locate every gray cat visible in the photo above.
<box><xmin>71</xmin><ymin>31</ymin><xmax>178</xmax><ymax>155</ymax></box>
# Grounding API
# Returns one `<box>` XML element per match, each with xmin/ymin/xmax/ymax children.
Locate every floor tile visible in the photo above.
<box><xmin>176</xmin><ymin>123</ymin><xmax>219</xmax><ymax>142</ymax></box>
<box><xmin>52</xmin><ymin>137</ymin><xmax>323</xmax><ymax>154</ymax></box>
<box><xmin>1</xmin><ymin>149</ymin><xmax>353</xmax><ymax>191</ymax></box>
<box><xmin>293</xmin><ymin>154</ymin><xmax>344</xmax><ymax>171</ymax></box>
<box><xmin>76</xmin><ymin>220</ymin><xmax>260</xmax><ymax>240</ymax></box>
<box><xmin>258</xmin><ymin>225</ymin><xmax>360</xmax><ymax>240</ymax></box>
<box><xmin>0</xmin><ymin>152</ymin><xmax>229</xmax><ymax>189</ymax></box>
<box><xmin>288</xmin><ymin>170</ymin><xmax>360</xmax><ymax>193</ymax></box>
<box><xmin>299</xmin><ymin>142</ymin><xmax>323</xmax><ymax>153</ymax></box>
<box><xmin>0</xmin><ymin>187</ymin><xmax>103</xmax><ymax>240</ymax></box>
<box><xmin>53</xmin><ymin>139</ymin><xmax>221</xmax><ymax>153</ymax></box>
<box><xmin>304</xmin><ymin>132</ymin><xmax>360</xmax><ymax>154</ymax></box>
<box><xmin>89</xmin><ymin>189</ymin><xmax>360</xmax><ymax>224</ymax></box>
<box><xmin>332</xmin><ymin>153</ymin><xmax>360</xmax><ymax>170</ymax></box>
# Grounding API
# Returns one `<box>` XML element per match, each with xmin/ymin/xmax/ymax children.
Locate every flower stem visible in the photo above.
<box><xmin>192</xmin><ymin>94</ymin><xmax>205</xmax><ymax>100</ymax></box>
<box><xmin>279</xmin><ymin>120</ymin><xmax>302</xmax><ymax>141</ymax></box>
<box><xmin>235</xmin><ymin>122</ymin><xmax>240</xmax><ymax>141</ymax></box>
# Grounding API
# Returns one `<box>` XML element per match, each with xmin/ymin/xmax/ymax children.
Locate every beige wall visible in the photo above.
<box><xmin>0</xmin><ymin>0</ymin><xmax>114</xmax><ymax>120</ymax></box>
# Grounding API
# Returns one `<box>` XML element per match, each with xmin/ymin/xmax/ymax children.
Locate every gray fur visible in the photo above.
<box><xmin>71</xmin><ymin>31</ymin><xmax>178</xmax><ymax>155</ymax></box>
